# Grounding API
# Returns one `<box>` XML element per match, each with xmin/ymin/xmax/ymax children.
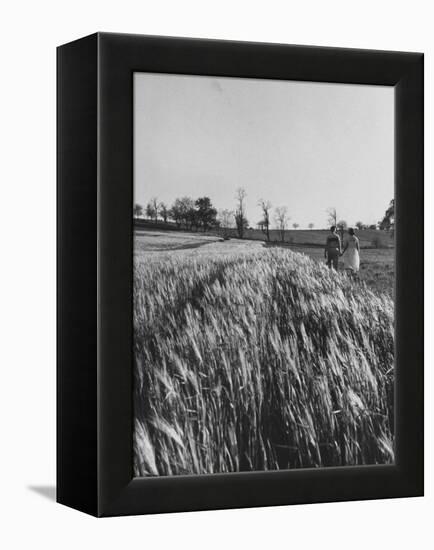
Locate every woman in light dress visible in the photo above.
<box><xmin>341</xmin><ymin>227</ymin><xmax>360</xmax><ymax>276</ymax></box>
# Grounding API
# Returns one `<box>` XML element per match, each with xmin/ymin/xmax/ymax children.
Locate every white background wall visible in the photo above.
<box><xmin>0</xmin><ymin>1</ymin><xmax>431</xmax><ymax>548</ymax></box>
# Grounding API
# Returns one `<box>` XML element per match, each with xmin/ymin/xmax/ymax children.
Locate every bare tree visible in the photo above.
<box><xmin>218</xmin><ymin>209</ymin><xmax>234</xmax><ymax>237</ymax></box>
<box><xmin>234</xmin><ymin>187</ymin><xmax>248</xmax><ymax>239</ymax></box>
<box><xmin>146</xmin><ymin>197</ymin><xmax>159</xmax><ymax>222</ymax></box>
<box><xmin>326</xmin><ymin>207</ymin><xmax>337</xmax><ymax>227</ymax></box>
<box><xmin>308</xmin><ymin>222</ymin><xmax>314</xmax><ymax>230</ymax></box>
<box><xmin>146</xmin><ymin>202</ymin><xmax>154</xmax><ymax>221</ymax></box>
<box><xmin>159</xmin><ymin>202</ymin><xmax>169</xmax><ymax>223</ymax></box>
<box><xmin>292</xmin><ymin>222</ymin><xmax>299</xmax><ymax>229</ymax></box>
<box><xmin>258</xmin><ymin>199</ymin><xmax>272</xmax><ymax>242</ymax></box>
<box><xmin>274</xmin><ymin>206</ymin><xmax>289</xmax><ymax>242</ymax></box>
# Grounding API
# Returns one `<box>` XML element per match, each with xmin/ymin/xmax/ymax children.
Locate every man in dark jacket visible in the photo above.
<box><xmin>324</xmin><ymin>225</ymin><xmax>341</xmax><ymax>270</ymax></box>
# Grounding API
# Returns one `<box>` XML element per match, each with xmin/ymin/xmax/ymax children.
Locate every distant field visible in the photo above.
<box><xmin>134</xmin><ymin>228</ymin><xmax>222</xmax><ymax>253</ymax></box>
<box><xmin>134</xmin><ymin>219</ymin><xmax>394</xmax><ymax>249</ymax></box>
<box><xmin>133</xmin><ymin>229</ymin><xmax>394</xmax><ymax>475</ymax></box>
<box><xmin>240</xmin><ymin>227</ymin><xmax>394</xmax><ymax>249</ymax></box>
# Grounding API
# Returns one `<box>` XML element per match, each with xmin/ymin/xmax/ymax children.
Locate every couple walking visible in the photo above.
<box><xmin>325</xmin><ymin>225</ymin><xmax>360</xmax><ymax>274</ymax></box>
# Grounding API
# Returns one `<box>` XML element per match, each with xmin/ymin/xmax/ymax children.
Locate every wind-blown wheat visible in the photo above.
<box><xmin>133</xmin><ymin>247</ymin><xmax>394</xmax><ymax>476</ymax></box>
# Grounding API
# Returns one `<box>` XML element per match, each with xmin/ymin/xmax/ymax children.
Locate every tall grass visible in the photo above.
<box><xmin>133</xmin><ymin>248</ymin><xmax>394</xmax><ymax>476</ymax></box>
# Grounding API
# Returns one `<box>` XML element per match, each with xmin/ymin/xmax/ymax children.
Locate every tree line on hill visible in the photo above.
<box><xmin>133</xmin><ymin>187</ymin><xmax>296</xmax><ymax>241</ymax></box>
<box><xmin>134</xmin><ymin>189</ymin><xmax>394</xmax><ymax>241</ymax></box>
<box><xmin>134</xmin><ymin>196</ymin><xmax>219</xmax><ymax>232</ymax></box>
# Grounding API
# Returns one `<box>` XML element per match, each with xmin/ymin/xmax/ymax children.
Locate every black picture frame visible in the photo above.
<box><xmin>57</xmin><ymin>32</ymin><xmax>424</xmax><ymax>517</ymax></box>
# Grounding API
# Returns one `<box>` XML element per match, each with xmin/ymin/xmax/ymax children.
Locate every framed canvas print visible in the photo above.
<box><xmin>57</xmin><ymin>33</ymin><xmax>423</xmax><ymax>517</ymax></box>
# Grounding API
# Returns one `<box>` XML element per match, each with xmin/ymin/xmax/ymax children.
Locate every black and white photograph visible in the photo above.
<box><xmin>132</xmin><ymin>73</ymin><xmax>395</xmax><ymax>476</ymax></box>
<box><xmin>1</xmin><ymin>0</ymin><xmax>428</xmax><ymax>539</ymax></box>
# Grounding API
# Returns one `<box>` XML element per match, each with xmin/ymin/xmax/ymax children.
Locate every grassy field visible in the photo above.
<box><xmin>277</xmin><ymin>244</ymin><xmax>395</xmax><ymax>297</ymax></box>
<box><xmin>133</xmin><ymin>230</ymin><xmax>394</xmax><ymax>476</ymax></box>
<box><xmin>242</xmin><ymin>227</ymin><xmax>394</xmax><ymax>249</ymax></box>
<box><xmin>134</xmin><ymin>219</ymin><xmax>394</xmax><ymax>249</ymax></box>
<box><xmin>134</xmin><ymin>228</ymin><xmax>222</xmax><ymax>252</ymax></box>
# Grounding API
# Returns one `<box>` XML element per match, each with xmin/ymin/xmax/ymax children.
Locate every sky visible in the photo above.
<box><xmin>134</xmin><ymin>73</ymin><xmax>394</xmax><ymax>229</ymax></box>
